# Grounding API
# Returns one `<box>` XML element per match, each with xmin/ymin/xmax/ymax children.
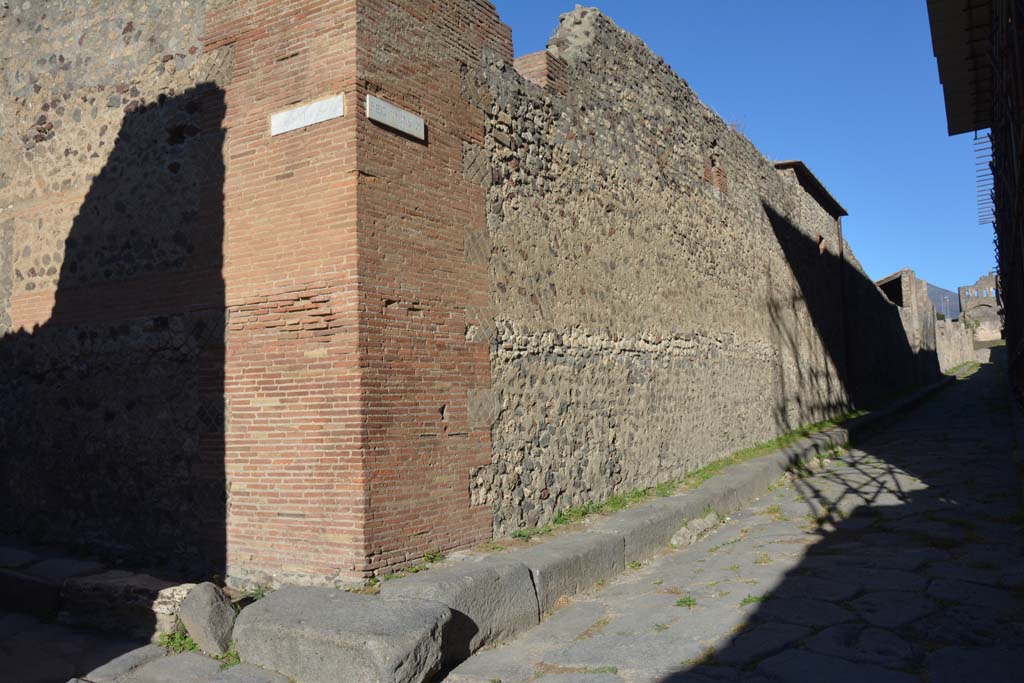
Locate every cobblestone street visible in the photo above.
<box><xmin>447</xmin><ymin>356</ymin><xmax>1024</xmax><ymax>683</ymax></box>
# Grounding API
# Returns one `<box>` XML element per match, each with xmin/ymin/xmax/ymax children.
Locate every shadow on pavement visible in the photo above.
<box><xmin>661</xmin><ymin>350</ymin><xmax>1024</xmax><ymax>682</ymax></box>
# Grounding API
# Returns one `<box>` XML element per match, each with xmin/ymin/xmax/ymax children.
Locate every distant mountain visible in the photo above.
<box><xmin>928</xmin><ymin>283</ymin><xmax>960</xmax><ymax>319</ymax></box>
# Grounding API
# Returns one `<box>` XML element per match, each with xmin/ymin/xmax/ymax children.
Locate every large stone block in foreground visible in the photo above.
<box><xmin>233</xmin><ymin>585</ymin><xmax>451</xmax><ymax>683</ymax></box>
<box><xmin>178</xmin><ymin>582</ymin><xmax>235</xmax><ymax>655</ymax></box>
<box><xmin>514</xmin><ymin>533</ymin><xmax>624</xmax><ymax>614</ymax></box>
<box><xmin>380</xmin><ymin>557</ymin><xmax>539</xmax><ymax>661</ymax></box>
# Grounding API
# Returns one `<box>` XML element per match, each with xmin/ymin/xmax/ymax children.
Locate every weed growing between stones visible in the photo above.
<box><xmin>378</xmin><ymin>551</ymin><xmax>446</xmax><ymax>582</ymax></box>
<box><xmin>577</xmin><ymin>616</ymin><xmax>611</xmax><ymax>640</ymax></box>
<box><xmin>945</xmin><ymin>360</ymin><xmax>981</xmax><ymax>377</ymax></box>
<box><xmin>675</xmin><ymin>596</ymin><xmax>697</xmax><ymax>609</ymax></box>
<box><xmin>216</xmin><ymin>645</ymin><xmax>240</xmax><ymax>670</ymax></box>
<box><xmin>245</xmin><ymin>586</ymin><xmax>270</xmax><ymax>601</ymax></box>
<box><xmin>504</xmin><ymin>412</ymin><xmax>862</xmax><ymax>541</ymax></box>
<box><xmin>511</xmin><ymin>525</ymin><xmax>553</xmax><ymax>540</ymax></box>
<box><xmin>344</xmin><ymin>550</ymin><xmax>447</xmax><ymax>594</ymax></box>
<box><xmin>159</xmin><ymin>631</ymin><xmax>198</xmax><ymax>654</ymax></box>
<box><xmin>679</xmin><ymin>411</ymin><xmax>862</xmax><ymax>490</ymax></box>
<box><xmin>739</xmin><ymin>594</ymin><xmax>764</xmax><ymax>607</ymax></box>
<box><xmin>684</xmin><ymin>646</ymin><xmax>718</xmax><ymax>667</ymax></box>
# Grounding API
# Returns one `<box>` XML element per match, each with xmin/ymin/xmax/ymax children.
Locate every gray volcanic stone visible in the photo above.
<box><xmin>756</xmin><ymin>597</ymin><xmax>854</xmax><ymax>629</ymax></box>
<box><xmin>179</xmin><ymin>582</ymin><xmax>235</xmax><ymax>656</ymax></box>
<box><xmin>758</xmin><ymin>650</ymin><xmax>916</xmax><ymax>683</ymax></box>
<box><xmin>82</xmin><ymin>644</ymin><xmax>165</xmax><ymax>682</ymax></box>
<box><xmin>850</xmin><ymin>591</ymin><xmax>935</xmax><ymax>628</ymax></box>
<box><xmin>233</xmin><ymin>585</ymin><xmax>451</xmax><ymax>683</ymax></box>
<box><xmin>118</xmin><ymin>652</ymin><xmax>289</xmax><ymax>683</ymax></box>
<box><xmin>771</xmin><ymin>575</ymin><xmax>860</xmax><ymax>603</ymax></box>
<box><xmin>669</xmin><ymin>511</ymin><xmax>719</xmax><ymax>547</ymax></box>
<box><xmin>589</xmin><ymin>499</ymin><xmax>685</xmax><ymax>562</ymax></box>
<box><xmin>0</xmin><ymin>568</ymin><xmax>62</xmax><ymax>618</ymax></box>
<box><xmin>716</xmin><ymin>623</ymin><xmax>809</xmax><ymax>667</ymax></box>
<box><xmin>805</xmin><ymin>625</ymin><xmax>914</xmax><ymax>669</ymax></box>
<box><xmin>927</xmin><ymin>577</ymin><xmax>1019</xmax><ymax>613</ymax></box>
<box><xmin>514</xmin><ymin>533</ymin><xmax>624</xmax><ymax>613</ymax></box>
<box><xmin>926</xmin><ymin>646</ymin><xmax>1024</xmax><ymax>683</ymax></box>
<box><xmin>380</xmin><ymin>557</ymin><xmax>538</xmax><ymax>661</ymax></box>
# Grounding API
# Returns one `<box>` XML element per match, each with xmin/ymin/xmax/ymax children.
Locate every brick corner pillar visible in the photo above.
<box><xmin>353</xmin><ymin>0</ymin><xmax>512</xmax><ymax>574</ymax></box>
<box><xmin>206</xmin><ymin>0</ymin><xmax>366</xmax><ymax>587</ymax></box>
<box><xmin>209</xmin><ymin>0</ymin><xmax>512</xmax><ymax>585</ymax></box>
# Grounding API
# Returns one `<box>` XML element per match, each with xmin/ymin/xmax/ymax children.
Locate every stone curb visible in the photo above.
<box><xmin>231</xmin><ymin>376</ymin><xmax>955</xmax><ymax>683</ymax></box>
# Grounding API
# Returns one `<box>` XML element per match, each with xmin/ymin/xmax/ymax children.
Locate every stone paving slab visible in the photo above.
<box><xmin>380</xmin><ymin>556</ymin><xmax>539</xmax><ymax>662</ymax></box>
<box><xmin>115</xmin><ymin>652</ymin><xmax>289</xmax><ymax>683</ymax></box>
<box><xmin>234</xmin><ymin>585</ymin><xmax>452</xmax><ymax>683</ymax></box>
<box><xmin>83</xmin><ymin>644</ymin><xmax>165</xmax><ymax>682</ymax></box>
<box><xmin>447</xmin><ymin>361</ymin><xmax>1024</xmax><ymax>682</ymax></box>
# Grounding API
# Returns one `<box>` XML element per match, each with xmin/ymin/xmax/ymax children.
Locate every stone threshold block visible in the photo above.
<box><xmin>513</xmin><ymin>532</ymin><xmax>625</xmax><ymax>615</ymax></box>
<box><xmin>233</xmin><ymin>585</ymin><xmax>452</xmax><ymax>683</ymax></box>
<box><xmin>587</xmin><ymin>499</ymin><xmax>689</xmax><ymax>564</ymax></box>
<box><xmin>110</xmin><ymin>651</ymin><xmax>289</xmax><ymax>683</ymax></box>
<box><xmin>380</xmin><ymin>556</ymin><xmax>539</xmax><ymax>663</ymax></box>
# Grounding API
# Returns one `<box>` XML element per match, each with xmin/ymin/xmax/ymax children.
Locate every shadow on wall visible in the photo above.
<box><xmin>660</xmin><ymin>351</ymin><xmax>1021</xmax><ymax>682</ymax></box>
<box><xmin>762</xmin><ymin>200</ymin><xmax>939</xmax><ymax>432</ymax></box>
<box><xmin>0</xmin><ymin>84</ymin><xmax>227</xmax><ymax>582</ymax></box>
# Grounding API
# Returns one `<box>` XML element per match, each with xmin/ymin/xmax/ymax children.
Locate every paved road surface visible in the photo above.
<box><xmin>447</xmin><ymin>357</ymin><xmax>1024</xmax><ymax>683</ymax></box>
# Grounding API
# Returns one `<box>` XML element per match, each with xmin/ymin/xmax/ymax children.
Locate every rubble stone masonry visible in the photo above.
<box><xmin>469</xmin><ymin>8</ymin><xmax>931</xmax><ymax>532</ymax></box>
<box><xmin>0</xmin><ymin>1</ymin><xmax>942</xmax><ymax>584</ymax></box>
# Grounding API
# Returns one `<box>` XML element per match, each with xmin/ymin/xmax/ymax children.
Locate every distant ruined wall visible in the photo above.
<box><xmin>467</xmin><ymin>8</ymin><xmax>925</xmax><ymax>532</ymax></box>
<box><xmin>884</xmin><ymin>268</ymin><xmax>973</xmax><ymax>375</ymax></box>
<box><xmin>959</xmin><ymin>273</ymin><xmax>1002</xmax><ymax>343</ymax></box>
<box><xmin>936</xmin><ymin>319</ymin><xmax>975</xmax><ymax>371</ymax></box>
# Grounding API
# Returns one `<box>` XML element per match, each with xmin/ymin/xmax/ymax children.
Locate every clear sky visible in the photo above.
<box><xmin>492</xmin><ymin>0</ymin><xmax>994</xmax><ymax>292</ymax></box>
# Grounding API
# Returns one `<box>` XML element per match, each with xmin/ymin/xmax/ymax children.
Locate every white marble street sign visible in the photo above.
<box><xmin>366</xmin><ymin>94</ymin><xmax>425</xmax><ymax>140</ymax></box>
<box><xmin>270</xmin><ymin>95</ymin><xmax>345</xmax><ymax>136</ymax></box>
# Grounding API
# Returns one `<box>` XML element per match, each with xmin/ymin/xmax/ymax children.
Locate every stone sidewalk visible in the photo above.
<box><xmin>447</xmin><ymin>358</ymin><xmax>1024</xmax><ymax>683</ymax></box>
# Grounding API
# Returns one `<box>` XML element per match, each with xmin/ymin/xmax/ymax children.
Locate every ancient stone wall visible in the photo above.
<box><xmin>878</xmin><ymin>269</ymin><xmax>944</xmax><ymax>385</ymax></box>
<box><xmin>936</xmin><ymin>319</ymin><xmax>975</xmax><ymax>371</ymax></box>
<box><xmin>0</xmin><ymin>0</ymin><xmax>230</xmax><ymax>573</ymax></box>
<box><xmin>959</xmin><ymin>273</ymin><xmax>1002</xmax><ymax>343</ymax></box>
<box><xmin>0</xmin><ymin>0</ymin><xmax>366</xmax><ymax>585</ymax></box>
<box><xmin>469</xmin><ymin>8</ymin><xmax>926</xmax><ymax>532</ymax></box>
<box><xmin>0</xmin><ymin>1</ymin><xmax>954</xmax><ymax>583</ymax></box>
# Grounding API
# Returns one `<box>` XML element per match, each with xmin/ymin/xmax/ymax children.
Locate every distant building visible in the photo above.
<box><xmin>959</xmin><ymin>273</ymin><xmax>1003</xmax><ymax>342</ymax></box>
<box><xmin>927</xmin><ymin>0</ymin><xmax>1022</xmax><ymax>388</ymax></box>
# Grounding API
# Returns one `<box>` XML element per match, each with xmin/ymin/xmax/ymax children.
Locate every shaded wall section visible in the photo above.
<box><xmin>0</xmin><ymin>1</ymin><xmax>229</xmax><ymax>575</ymax></box>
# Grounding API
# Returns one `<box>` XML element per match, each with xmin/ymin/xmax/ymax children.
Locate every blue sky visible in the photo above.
<box><xmin>492</xmin><ymin>0</ymin><xmax>993</xmax><ymax>292</ymax></box>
